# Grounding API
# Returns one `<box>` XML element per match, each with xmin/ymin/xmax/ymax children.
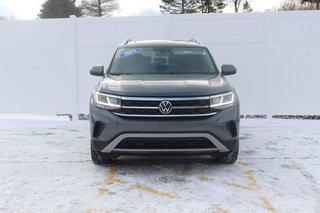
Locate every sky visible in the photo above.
<box><xmin>0</xmin><ymin>0</ymin><xmax>281</xmax><ymax>20</ymax></box>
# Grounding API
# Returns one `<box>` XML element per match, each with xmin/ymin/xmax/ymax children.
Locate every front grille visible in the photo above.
<box><xmin>113</xmin><ymin>97</ymin><xmax>216</xmax><ymax>117</ymax></box>
<box><xmin>118</xmin><ymin>108</ymin><xmax>210</xmax><ymax>115</ymax></box>
<box><xmin>115</xmin><ymin>137</ymin><xmax>216</xmax><ymax>149</ymax></box>
<box><xmin>121</xmin><ymin>99</ymin><xmax>209</xmax><ymax>107</ymax></box>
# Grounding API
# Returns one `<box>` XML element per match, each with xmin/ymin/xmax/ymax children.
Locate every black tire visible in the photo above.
<box><xmin>91</xmin><ymin>144</ymin><xmax>119</xmax><ymax>165</ymax></box>
<box><xmin>217</xmin><ymin>142</ymin><xmax>239</xmax><ymax>164</ymax></box>
<box><xmin>91</xmin><ymin>149</ymin><xmax>108</xmax><ymax>165</ymax></box>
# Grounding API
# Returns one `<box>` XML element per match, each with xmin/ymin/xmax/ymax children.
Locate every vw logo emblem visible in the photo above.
<box><xmin>159</xmin><ymin>100</ymin><xmax>172</xmax><ymax>114</ymax></box>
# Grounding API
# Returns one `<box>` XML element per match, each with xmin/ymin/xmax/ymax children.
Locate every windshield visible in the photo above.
<box><xmin>108</xmin><ymin>46</ymin><xmax>218</xmax><ymax>75</ymax></box>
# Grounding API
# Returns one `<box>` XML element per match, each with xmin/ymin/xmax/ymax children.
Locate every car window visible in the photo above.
<box><xmin>109</xmin><ymin>46</ymin><xmax>218</xmax><ymax>75</ymax></box>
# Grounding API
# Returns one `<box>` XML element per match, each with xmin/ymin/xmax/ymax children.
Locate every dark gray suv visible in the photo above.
<box><xmin>89</xmin><ymin>39</ymin><xmax>239</xmax><ymax>164</ymax></box>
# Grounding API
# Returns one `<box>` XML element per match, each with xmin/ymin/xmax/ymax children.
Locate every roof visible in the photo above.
<box><xmin>119</xmin><ymin>39</ymin><xmax>205</xmax><ymax>48</ymax></box>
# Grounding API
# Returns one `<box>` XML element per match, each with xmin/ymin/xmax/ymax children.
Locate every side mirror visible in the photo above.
<box><xmin>221</xmin><ymin>64</ymin><xmax>237</xmax><ymax>76</ymax></box>
<box><xmin>90</xmin><ymin>66</ymin><xmax>104</xmax><ymax>76</ymax></box>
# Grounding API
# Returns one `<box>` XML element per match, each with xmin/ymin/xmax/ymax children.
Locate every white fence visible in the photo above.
<box><xmin>1</xmin><ymin>11</ymin><xmax>320</xmax><ymax>118</ymax></box>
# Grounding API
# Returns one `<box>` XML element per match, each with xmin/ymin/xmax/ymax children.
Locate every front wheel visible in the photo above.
<box><xmin>91</xmin><ymin>149</ymin><xmax>109</xmax><ymax>165</ymax></box>
<box><xmin>91</xmin><ymin>147</ymin><xmax>118</xmax><ymax>165</ymax></box>
<box><xmin>217</xmin><ymin>142</ymin><xmax>239</xmax><ymax>164</ymax></box>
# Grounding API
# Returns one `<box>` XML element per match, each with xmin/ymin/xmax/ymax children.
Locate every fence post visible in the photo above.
<box><xmin>69</xmin><ymin>15</ymin><xmax>79</xmax><ymax>121</ymax></box>
<box><xmin>264</xmin><ymin>10</ymin><xmax>272</xmax><ymax>119</ymax></box>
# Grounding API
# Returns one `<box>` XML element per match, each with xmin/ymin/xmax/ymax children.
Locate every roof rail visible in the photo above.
<box><xmin>188</xmin><ymin>38</ymin><xmax>201</xmax><ymax>44</ymax></box>
<box><xmin>121</xmin><ymin>38</ymin><xmax>132</xmax><ymax>45</ymax></box>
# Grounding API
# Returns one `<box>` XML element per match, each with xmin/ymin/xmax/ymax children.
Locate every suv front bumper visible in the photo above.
<box><xmin>90</xmin><ymin>104</ymin><xmax>239</xmax><ymax>156</ymax></box>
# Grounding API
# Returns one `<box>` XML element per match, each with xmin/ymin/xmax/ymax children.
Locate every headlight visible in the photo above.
<box><xmin>210</xmin><ymin>91</ymin><xmax>235</xmax><ymax>109</ymax></box>
<box><xmin>94</xmin><ymin>92</ymin><xmax>121</xmax><ymax>109</ymax></box>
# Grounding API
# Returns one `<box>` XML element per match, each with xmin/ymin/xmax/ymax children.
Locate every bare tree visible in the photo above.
<box><xmin>231</xmin><ymin>0</ymin><xmax>242</xmax><ymax>13</ymax></box>
<box><xmin>230</xmin><ymin>0</ymin><xmax>254</xmax><ymax>13</ymax></box>
<box><xmin>82</xmin><ymin>0</ymin><xmax>118</xmax><ymax>17</ymax></box>
<box><xmin>302</xmin><ymin>0</ymin><xmax>320</xmax><ymax>10</ymax></box>
<box><xmin>276</xmin><ymin>0</ymin><xmax>318</xmax><ymax>11</ymax></box>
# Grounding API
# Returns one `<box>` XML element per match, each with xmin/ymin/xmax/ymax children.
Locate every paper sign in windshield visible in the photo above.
<box><xmin>119</xmin><ymin>48</ymin><xmax>142</xmax><ymax>58</ymax></box>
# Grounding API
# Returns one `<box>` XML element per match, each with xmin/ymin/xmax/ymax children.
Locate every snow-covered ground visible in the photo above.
<box><xmin>0</xmin><ymin>115</ymin><xmax>320</xmax><ymax>213</ymax></box>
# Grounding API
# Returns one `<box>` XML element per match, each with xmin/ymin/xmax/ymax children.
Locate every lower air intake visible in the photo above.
<box><xmin>93</xmin><ymin>121</ymin><xmax>105</xmax><ymax>138</ymax></box>
<box><xmin>115</xmin><ymin>137</ymin><xmax>216</xmax><ymax>149</ymax></box>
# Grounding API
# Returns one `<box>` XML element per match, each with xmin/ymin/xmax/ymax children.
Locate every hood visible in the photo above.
<box><xmin>98</xmin><ymin>74</ymin><xmax>231</xmax><ymax>97</ymax></box>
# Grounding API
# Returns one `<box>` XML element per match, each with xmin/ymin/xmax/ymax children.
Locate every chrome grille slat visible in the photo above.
<box><xmin>121</xmin><ymin>96</ymin><xmax>210</xmax><ymax>101</ymax></box>
<box><xmin>122</xmin><ymin>106</ymin><xmax>159</xmax><ymax>109</ymax></box>
<box><xmin>172</xmin><ymin>105</ymin><xmax>210</xmax><ymax>109</ymax></box>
